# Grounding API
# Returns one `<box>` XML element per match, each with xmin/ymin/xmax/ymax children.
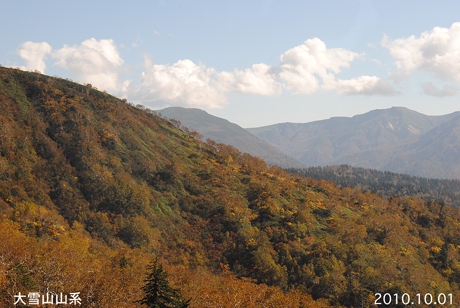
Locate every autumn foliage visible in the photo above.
<box><xmin>1</xmin><ymin>67</ymin><xmax>460</xmax><ymax>307</ymax></box>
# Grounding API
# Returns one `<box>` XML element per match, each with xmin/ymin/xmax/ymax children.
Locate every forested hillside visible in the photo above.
<box><xmin>288</xmin><ymin>165</ymin><xmax>460</xmax><ymax>208</ymax></box>
<box><xmin>1</xmin><ymin>67</ymin><xmax>460</xmax><ymax>307</ymax></box>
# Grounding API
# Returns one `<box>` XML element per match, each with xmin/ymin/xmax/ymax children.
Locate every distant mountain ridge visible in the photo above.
<box><xmin>157</xmin><ymin>106</ymin><xmax>459</xmax><ymax>178</ymax></box>
<box><xmin>248</xmin><ymin>107</ymin><xmax>460</xmax><ymax>179</ymax></box>
<box><xmin>158</xmin><ymin>107</ymin><xmax>305</xmax><ymax>168</ymax></box>
<box><xmin>336</xmin><ymin>114</ymin><xmax>460</xmax><ymax>179</ymax></box>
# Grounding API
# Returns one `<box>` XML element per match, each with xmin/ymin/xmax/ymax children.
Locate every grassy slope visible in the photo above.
<box><xmin>159</xmin><ymin>107</ymin><xmax>305</xmax><ymax>168</ymax></box>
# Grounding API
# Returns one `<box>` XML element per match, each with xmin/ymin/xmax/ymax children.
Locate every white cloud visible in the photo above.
<box><xmin>125</xmin><ymin>38</ymin><xmax>369</xmax><ymax>103</ymax></box>
<box><xmin>325</xmin><ymin>76</ymin><xmax>399</xmax><ymax>96</ymax></box>
<box><xmin>16</xmin><ymin>35</ymin><xmax>390</xmax><ymax>107</ymax></box>
<box><xmin>233</xmin><ymin>63</ymin><xmax>282</xmax><ymax>95</ymax></box>
<box><xmin>381</xmin><ymin>22</ymin><xmax>460</xmax><ymax>83</ymax></box>
<box><xmin>125</xmin><ymin>56</ymin><xmax>227</xmax><ymax>108</ymax></box>
<box><xmin>52</xmin><ymin>38</ymin><xmax>124</xmax><ymax>91</ymax></box>
<box><xmin>422</xmin><ymin>82</ymin><xmax>458</xmax><ymax>97</ymax></box>
<box><xmin>367</xmin><ymin>43</ymin><xmax>377</xmax><ymax>49</ymax></box>
<box><xmin>279</xmin><ymin>38</ymin><xmax>364</xmax><ymax>94</ymax></box>
<box><xmin>18</xmin><ymin>41</ymin><xmax>52</xmax><ymax>73</ymax></box>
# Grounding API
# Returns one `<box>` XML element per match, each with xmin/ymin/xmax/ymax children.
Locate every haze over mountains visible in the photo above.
<box><xmin>248</xmin><ymin>107</ymin><xmax>460</xmax><ymax>179</ymax></box>
<box><xmin>162</xmin><ymin>106</ymin><xmax>460</xmax><ymax>179</ymax></box>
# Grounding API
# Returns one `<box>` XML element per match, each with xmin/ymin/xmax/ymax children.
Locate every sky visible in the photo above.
<box><xmin>2</xmin><ymin>0</ymin><xmax>460</xmax><ymax>128</ymax></box>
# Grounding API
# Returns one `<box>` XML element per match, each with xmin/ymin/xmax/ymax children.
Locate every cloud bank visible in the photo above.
<box><xmin>325</xmin><ymin>76</ymin><xmax>399</xmax><ymax>96</ymax></box>
<box><xmin>18</xmin><ymin>42</ymin><xmax>52</xmax><ymax>73</ymax></box>
<box><xmin>17</xmin><ymin>23</ymin><xmax>460</xmax><ymax>109</ymax></box>
<box><xmin>422</xmin><ymin>82</ymin><xmax>458</xmax><ymax>97</ymax></box>
<box><xmin>382</xmin><ymin>22</ymin><xmax>460</xmax><ymax>84</ymax></box>
<box><xmin>17</xmin><ymin>36</ymin><xmax>399</xmax><ymax>108</ymax></box>
<box><xmin>233</xmin><ymin>63</ymin><xmax>282</xmax><ymax>96</ymax></box>
<box><xmin>279</xmin><ymin>38</ymin><xmax>362</xmax><ymax>94</ymax></box>
<box><xmin>52</xmin><ymin>38</ymin><xmax>124</xmax><ymax>91</ymax></box>
<box><xmin>126</xmin><ymin>57</ymin><xmax>227</xmax><ymax>108</ymax></box>
<box><xmin>17</xmin><ymin>39</ymin><xmax>123</xmax><ymax>92</ymax></box>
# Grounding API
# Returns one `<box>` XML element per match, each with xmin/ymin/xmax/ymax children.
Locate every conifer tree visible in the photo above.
<box><xmin>137</xmin><ymin>257</ymin><xmax>190</xmax><ymax>308</ymax></box>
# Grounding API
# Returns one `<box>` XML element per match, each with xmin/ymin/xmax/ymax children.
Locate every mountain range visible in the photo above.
<box><xmin>160</xmin><ymin>106</ymin><xmax>460</xmax><ymax>179</ymax></box>
<box><xmin>248</xmin><ymin>107</ymin><xmax>460</xmax><ymax>179</ymax></box>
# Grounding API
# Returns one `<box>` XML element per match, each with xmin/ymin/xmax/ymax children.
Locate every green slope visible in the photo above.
<box><xmin>159</xmin><ymin>107</ymin><xmax>305</xmax><ymax>168</ymax></box>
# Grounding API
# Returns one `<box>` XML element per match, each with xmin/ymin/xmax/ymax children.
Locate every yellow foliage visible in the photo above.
<box><xmin>431</xmin><ymin>246</ymin><xmax>442</xmax><ymax>253</ymax></box>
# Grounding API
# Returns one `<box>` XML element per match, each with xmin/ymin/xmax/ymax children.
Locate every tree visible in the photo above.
<box><xmin>137</xmin><ymin>257</ymin><xmax>190</xmax><ymax>308</ymax></box>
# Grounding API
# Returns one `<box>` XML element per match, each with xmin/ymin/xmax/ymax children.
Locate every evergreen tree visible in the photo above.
<box><xmin>137</xmin><ymin>257</ymin><xmax>190</xmax><ymax>308</ymax></box>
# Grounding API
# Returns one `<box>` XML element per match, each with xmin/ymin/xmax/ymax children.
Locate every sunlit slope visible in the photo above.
<box><xmin>1</xmin><ymin>67</ymin><xmax>460</xmax><ymax>307</ymax></box>
<box><xmin>159</xmin><ymin>107</ymin><xmax>305</xmax><ymax>168</ymax></box>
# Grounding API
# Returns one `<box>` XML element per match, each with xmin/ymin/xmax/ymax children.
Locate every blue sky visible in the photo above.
<box><xmin>2</xmin><ymin>0</ymin><xmax>460</xmax><ymax>127</ymax></box>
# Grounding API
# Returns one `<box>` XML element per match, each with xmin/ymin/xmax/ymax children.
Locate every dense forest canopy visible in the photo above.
<box><xmin>1</xmin><ymin>67</ymin><xmax>460</xmax><ymax>307</ymax></box>
<box><xmin>288</xmin><ymin>165</ymin><xmax>460</xmax><ymax>208</ymax></box>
